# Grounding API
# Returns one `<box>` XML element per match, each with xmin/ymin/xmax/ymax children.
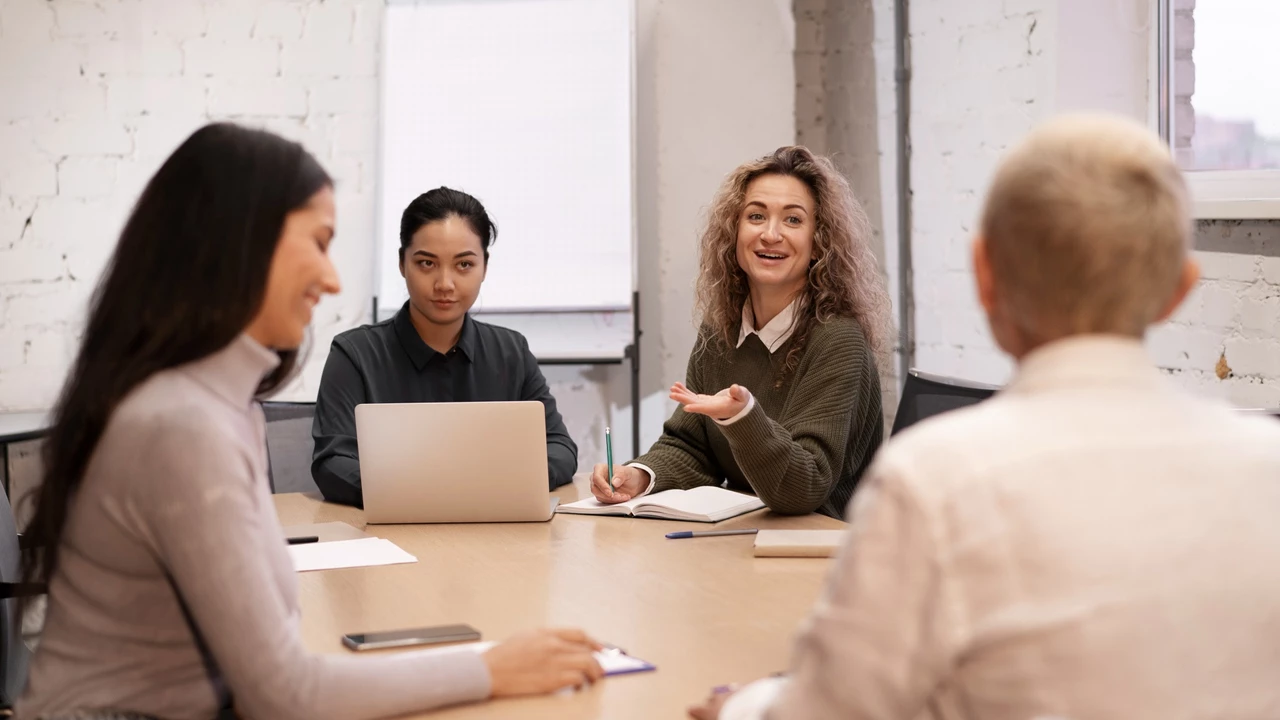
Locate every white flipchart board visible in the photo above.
<box><xmin>377</xmin><ymin>0</ymin><xmax>636</xmax><ymax>360</ymax></box>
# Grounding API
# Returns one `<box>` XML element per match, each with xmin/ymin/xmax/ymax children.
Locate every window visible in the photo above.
<box><xmin>1157</xmin><ymin>0</ymin><xmax>1280</xmax><ymax>218</ymax></box>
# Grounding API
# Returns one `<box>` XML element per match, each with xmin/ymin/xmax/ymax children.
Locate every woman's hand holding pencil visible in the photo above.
<box><xmin>589</xmin><ymin>464</ymin><xmax>648</xmax><ymax>504</ymax></box>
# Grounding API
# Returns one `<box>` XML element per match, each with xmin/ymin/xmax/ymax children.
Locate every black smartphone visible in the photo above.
<box><xmin>341</xmin><ymin>624</ymin><xmax>482</xmax><ymax>651</ymax></box>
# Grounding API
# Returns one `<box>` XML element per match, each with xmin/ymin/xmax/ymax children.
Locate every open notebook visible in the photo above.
<box><xmin>557</xmin><ymin>486</ymin><xmax>765</xmax><ymax>523</ymax></box>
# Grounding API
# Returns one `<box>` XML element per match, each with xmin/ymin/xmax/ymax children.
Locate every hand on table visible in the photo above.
<box><xmin>482</xmin><ymin>628</ymin><xmax>604</xmax><ymax>697</ymax></box>
<box><xmin>670</xmin><ymin>382</ymin><xmax>750</xmax><ymax>422</ymax></box>
<box><xmin>589</xmin><ymin>463</ymin><xmax>648</xmax><ymax>504</ymax></box>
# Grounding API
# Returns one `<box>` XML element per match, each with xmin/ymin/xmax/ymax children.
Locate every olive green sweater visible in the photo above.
<box><xmin>634</xmin><ymin>316</ymin><xmax>883</xmax><ymax>519</ymax></box>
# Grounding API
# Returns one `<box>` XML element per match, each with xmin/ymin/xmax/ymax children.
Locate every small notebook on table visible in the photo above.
<box><xmin>752</xmin><ymin>529</ymin><xmax>845</xmax><ymax>557</ymax></box>
<box><xmin>557</xmin><ymin>486</ymin><xmax>765</xmax><ymax>523</ymax></box>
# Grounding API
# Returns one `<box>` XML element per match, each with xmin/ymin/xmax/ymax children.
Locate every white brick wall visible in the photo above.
<box><xmin>907</xmin><ymin>0</ymin><xmax>1053</xmax><ymax>385</ymax></box>
<box><xmin>794</xmin><ymin>0</ymin><xmax>901</xmax><ymax>424</ymax></box>
<box><xmin>907</xmin><ymin>0</ymin><xmax>1280</xmax><ymax>406</ymax></box>
<box><xmin>1148</xmin><ymin>221</ymin><xmax>1280</xmax><ymax>407</ymax></box>
<box><xmin>0</xmin><ymin>0</ymin><xmax>801</xmax><ymax>483</ymax></box>
<box><xmin>0</xmin><ymin>0</ymin><xmax>382</xmax><ymax>410</ymax></box>
<box><xmin>8</xmin><ymin>0</ymin><xmax>1273</xmax><ymax>443</ymax></box>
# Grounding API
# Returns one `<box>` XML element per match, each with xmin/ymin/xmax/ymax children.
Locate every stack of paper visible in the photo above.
<box><xmin>287</xmin><ymin>537</ymin><xmax>417</xmax><ymax>573</ymax></box>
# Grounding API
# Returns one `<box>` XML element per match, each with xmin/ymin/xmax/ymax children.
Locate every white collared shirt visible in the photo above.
<box><xmin>736</xmin><ymin>296</ymin><xmax>801</xmax><ymax>353</ymax></box>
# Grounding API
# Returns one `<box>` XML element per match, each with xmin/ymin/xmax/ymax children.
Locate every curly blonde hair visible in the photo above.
<box><xmin>695</xmin><ymin>146</ymin><xmax>893</xmax><ymax>378</ymax></box>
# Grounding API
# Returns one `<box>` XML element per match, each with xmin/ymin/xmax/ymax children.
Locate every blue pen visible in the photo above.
<box><xmin>665</xmin><ymin>529</ymin><xmax>759</xmax><ymax>539</ymax></box>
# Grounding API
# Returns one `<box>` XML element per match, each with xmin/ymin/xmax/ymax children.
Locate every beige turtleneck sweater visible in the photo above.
<box><xmin>19</xmin><ymin>335</ymin><xmax>491</xmax><ymax>720</ymax></box>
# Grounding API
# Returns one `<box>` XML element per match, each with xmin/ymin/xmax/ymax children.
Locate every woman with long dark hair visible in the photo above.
<box><xmin>18</xmin><ymin>123</ymin><xmax>601</xmax><ymax>720</ymax></box>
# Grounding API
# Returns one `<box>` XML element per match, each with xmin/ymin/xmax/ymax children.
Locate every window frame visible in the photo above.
<box><xmin>1154</xmin><ymin>0</ymin><xmax>1280</xmax><ymax>219</ymax></box>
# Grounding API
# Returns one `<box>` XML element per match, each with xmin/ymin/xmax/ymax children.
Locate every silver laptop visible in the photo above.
<box><xmin>355</xmin><ymin>401</ymin><xmax>559</xmax><ymax>524</ymax></box>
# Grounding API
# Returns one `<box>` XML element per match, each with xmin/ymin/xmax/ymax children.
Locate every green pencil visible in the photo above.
<box><xmin>605</xmin><ymin>426</ymin><xmax>615</xmax><ymax>493</ymax></box>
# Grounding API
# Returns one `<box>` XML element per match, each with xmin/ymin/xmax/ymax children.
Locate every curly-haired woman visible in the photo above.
<box><xmin>591</xmin><ymin>146</ymin><xmax>893</xmax><ymax>519</ymax></box>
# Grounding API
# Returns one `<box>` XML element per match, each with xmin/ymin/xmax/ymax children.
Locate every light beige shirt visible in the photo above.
<box><xmin>725</xmin><ymin>335</ymin><xmax>1280</xmax><ymax>720</ymax></box>
<box><xmin>19</xmin><ymin>335</ymin><xmax>490</xmax><ymax>720</ymax></box>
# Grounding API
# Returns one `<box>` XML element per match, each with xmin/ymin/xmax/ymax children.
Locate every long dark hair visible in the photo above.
<box><xmin>399</xmin><ymin>187</ymin><xmax>498</xmax><ymax>264</ymax></box>
<box><xmin>21</xmin><ymin>123</ymin><xmax>332</xmax><ymax>590</ymax></box>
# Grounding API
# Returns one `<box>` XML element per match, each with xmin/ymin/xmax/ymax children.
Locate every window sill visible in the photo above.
<box><xmin>1194</xmin><ymin>198</ymin><xmax>1280</xmax><ymax>220</ymax></box>
<box><xmin>1188</xmin><ymin>170</ymin><xmax>1280</xmax><ymax>220</ymax></box>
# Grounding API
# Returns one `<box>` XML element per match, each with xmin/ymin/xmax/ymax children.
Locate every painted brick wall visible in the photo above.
<box><xmin>794</xmin><ymin>0</ymin><xmax>901</xmax><ymax>423</ymax></box>
<box><xmin>907</xmin><ymin>0</ymin><xmax>1054</xmax><ymax>385</ymax></box>
<box><xmin>0</xmin><ymin>0</ymin><xmax>798</xmax><ymax>481</ymax></box>
<box><xmin>906</xmin><ymin>0</ymin><xmax>1280</xmax><ymax>406</ymax></box>
<box><xmin>0</xmin><ymin>0</ymin><xmax>381</xmax><ymax>409</ymax></box>
<box><xmin>1152</xmin><ymin>223</ymin><xmax>1280</xmax><ymax>407</ymax></box>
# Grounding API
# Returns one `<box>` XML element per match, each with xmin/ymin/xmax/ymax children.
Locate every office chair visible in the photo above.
<box><xmin>261</xmin><ymin>402</ymin><xmax>321</xmax><ymax>495</ymax></box>
<box><xmin>0</xmin><ymin>486</ymin><xmax>43</xmax><ymax>712</ymax></box>
<box><xmin>890</xmin><ymin>369</ymin><xmax>1000</xmax><ymax>436</ymax></box>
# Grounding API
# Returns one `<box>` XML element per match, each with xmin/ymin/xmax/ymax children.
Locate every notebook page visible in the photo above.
<box><xmin>635</xmin><ymin>486</ymin><xmax>763</xmax><ymax>519</ymax></box>
<box><xmin>556</xmin><ymin>495</ymin><xmax>650</xmax><ymax>515</ymax></box>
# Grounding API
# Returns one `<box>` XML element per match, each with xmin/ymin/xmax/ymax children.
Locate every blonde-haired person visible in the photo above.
<box><xmin>690</xmin><ymin>114</ymin><xmax>1280</xmax><ymax>720</ymax></box>
<box><xmin>591</xmin><ymin>146</ymin><xmax>893</xmax><ymax>518</ymax></box>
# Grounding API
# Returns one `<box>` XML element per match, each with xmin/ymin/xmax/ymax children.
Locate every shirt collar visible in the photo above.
<box><xmin>737</xmin><ymin>297</ymin><xmax>802</xmax><ymax>353</ymax></box>
<box><xmin>392</xmin><ymin>301</ymin><xmax>476</xmax><ymax>370</ymax></box>
<box><xmin>1005</xmin><ymin>334</ymin><xmax>1166</xmax><ymax>396</ymax></box>
<box><xmin>181</xmin><ymin>334</ymin><xmax>281</xmax><ymax>410</ymax></box>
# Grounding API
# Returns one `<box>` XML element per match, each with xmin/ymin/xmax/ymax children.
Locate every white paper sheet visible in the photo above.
<box><xmin>287</xmin><ymin>537</ymin><xmax>417</xmax><ymax>573</ymax></box>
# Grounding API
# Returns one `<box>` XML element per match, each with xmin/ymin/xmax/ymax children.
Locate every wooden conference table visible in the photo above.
<box><xmin>274</xmin><ymin>476</ymin><xmax>846</xmax><ymax>719</ymax></box>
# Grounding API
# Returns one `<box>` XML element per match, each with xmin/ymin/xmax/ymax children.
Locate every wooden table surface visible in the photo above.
<box><xmin>274</xmin><ymin>476</ymin><xmax>845</xmax><ymax>719</ymax></box>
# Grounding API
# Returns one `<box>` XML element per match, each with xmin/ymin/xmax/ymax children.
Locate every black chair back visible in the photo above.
<box><xmin>891</xmin><ymin>369</ymin><xmax>1000</xmax><ymax>436</ymax></box>
<box><xmin>261</xmin><ymin>402</ymin><xmax>320</xmax><ymax>495</ymax></box>
<box><xmin>0</xmin><ymin>486</ymin><xmax>34</xmax><ymax>708</ymax></box>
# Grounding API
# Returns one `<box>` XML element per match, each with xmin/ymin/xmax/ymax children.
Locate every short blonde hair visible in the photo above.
<box><xmin>981</xmin><ymin>113</ymin><xmax>1192</xmax><ymax>341</ymax></box>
